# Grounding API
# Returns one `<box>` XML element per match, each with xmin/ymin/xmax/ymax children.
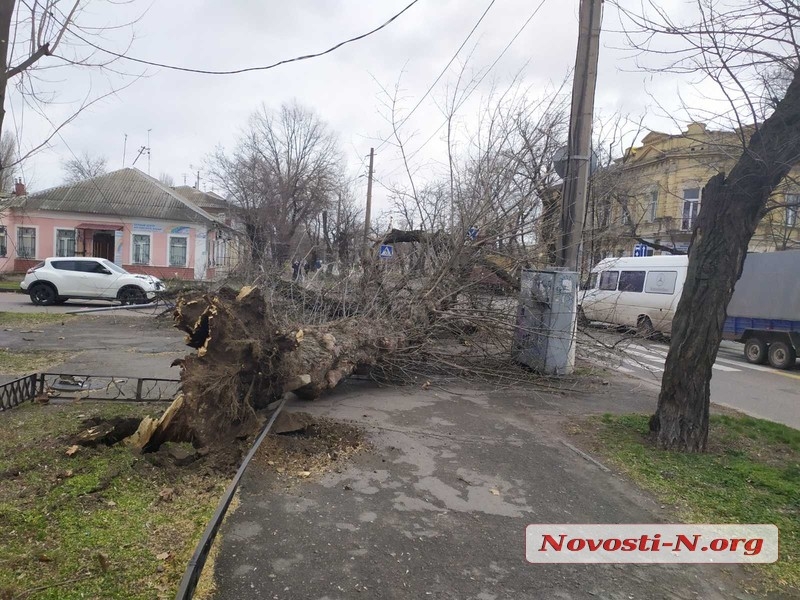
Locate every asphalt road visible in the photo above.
<box><xmin>0</xmin><ymin>290</ymin><xmax>165</xmax><ymax>316</ymax></box>
<box><xmin>581</xmin><ymin>328</ymin><xmax>799</xmax><ymax>430</ymax></box>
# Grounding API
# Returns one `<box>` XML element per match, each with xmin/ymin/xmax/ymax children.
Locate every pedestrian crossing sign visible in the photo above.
<box><xmin>379</xmin><ymin>244</ymin><xmax>393</xmax><ymax>258</ymax></box>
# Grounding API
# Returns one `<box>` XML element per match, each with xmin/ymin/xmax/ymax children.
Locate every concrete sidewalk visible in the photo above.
<box><xmin>211</xmin><ymin>381</ymin><xmax>756</xmax><ymax>600</ymax></box>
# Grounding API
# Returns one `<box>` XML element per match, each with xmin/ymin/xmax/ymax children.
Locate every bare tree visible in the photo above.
<box><xmin>208</xmin><ymin>102</ymin><xmax>345</xmax><ymax>267</ymax></box>
<box><xmin>62</xmin><ymin>151</ymin><xmax>107</xmax><ymax>183</ymax></box>
<box><xmin>615</xmin><ymin>0</ymin><xmax>800</xmax><ymax>451</ymax></box>
<box><xmin>159</xmin><ymin>172</ymin><xmax>175</xmax><ymax>187</ymax></box>
<box><xmin>0</xmin><ymin>1</ymin><xmax>139</xmax><ymax>173</ymax></box>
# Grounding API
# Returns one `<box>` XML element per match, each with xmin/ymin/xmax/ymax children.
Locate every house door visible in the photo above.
<box><xmin>92</xmin><ymin>233</ymin><xmax>115</xmax><ymax>260</ymax></box>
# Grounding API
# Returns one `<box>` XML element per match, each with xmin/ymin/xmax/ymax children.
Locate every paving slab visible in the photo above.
<box><xmin>211</xmin><ymin>382</ymin><xmax>759</xmax><ymax>600</ymax></box>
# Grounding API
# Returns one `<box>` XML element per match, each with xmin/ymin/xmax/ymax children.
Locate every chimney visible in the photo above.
<box><xmin>13</xmin><ymin>179</ymin><xmax>26</xmax><ymax>196</ymax></box>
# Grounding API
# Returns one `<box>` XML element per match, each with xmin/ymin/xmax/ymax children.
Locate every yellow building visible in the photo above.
<box><xmin>586</xmin><ymin>122</ymin><xmax>800</xmax><ymax>262</ymax></box>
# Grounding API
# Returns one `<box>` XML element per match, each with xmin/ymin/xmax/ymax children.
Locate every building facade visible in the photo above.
<box><xmin>0</xmin><ymin>168</ymin><xmax>238</xmax><ymax>280</ymax></box>
<box><xmin>586</xmin><ymin>122</ymin><xmax>800</xmax><ymax>263</ymax></box>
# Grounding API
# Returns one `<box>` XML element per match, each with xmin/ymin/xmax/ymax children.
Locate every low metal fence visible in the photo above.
<box><xmin>0</xmin><ymin>374</ymin><xmax>38</xmax><ymax>410</ymax></box>
<box><xmin>37</xmin><ymin>373</ymin><xmax>181</xmax><ymax>402</ymax></box>
<box><xmin>0</xmin><ymin>373</ymin><xmax>180</xmax><ymax>410</ymax></box>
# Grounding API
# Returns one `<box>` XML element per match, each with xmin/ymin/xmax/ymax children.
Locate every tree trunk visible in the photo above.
<box><xmin>146</xmin><ymin>286</ymin><xmax>401</xmax><ymax>451</ymax></box>
<box><xmin>0</xmin><ymin>0</ymin><xmax>16</xmax><ymax>147</ymax></box>
<box><xmin>652</xmin><ymin>67</ymin><xmax>800</xmax><ymax>451</ymax></box>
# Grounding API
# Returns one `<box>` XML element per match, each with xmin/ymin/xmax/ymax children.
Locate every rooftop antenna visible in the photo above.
<box><xmin>189</xmin><ymin>163</ymin><xmax>200</xmax><ymax>189</ymax></box>
<box><xmin>122</xmin><ymin>133</ymin><xmax>128</xmax><ymax>167</ymax></box>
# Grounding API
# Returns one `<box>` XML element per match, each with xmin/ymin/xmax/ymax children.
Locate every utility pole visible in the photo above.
<box><xmin>558</xmin><ymin>0</ymin><xmax>603</xmax><ymax>272</ymax></box>
<box><xmin>363</xmin><ymin>147</ymin><xmax>374</xmax><ymax>252</ymax></box>
<box><xmin>147</xmin><ymin>129</ymin><xmax>152</xmax><ymax>175</ymax></box>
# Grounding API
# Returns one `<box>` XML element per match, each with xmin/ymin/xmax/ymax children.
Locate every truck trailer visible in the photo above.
<box><xmin>722</xmin><ymin>250</ymin><xmax>800</xmax><ymax>370</ymax></box>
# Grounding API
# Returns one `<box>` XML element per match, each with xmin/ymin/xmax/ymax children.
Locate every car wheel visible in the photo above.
<box><xmin>118</xmin><ymin>286</ymin><xmax>146</xmax><ymax>305</ymax></box>
<box><xmin>768</xmin><ymin>341</ymin><xmax>797</xmax><ymax>370</ymax></box>
<box><xmin>743</xmin><ymin>337</ymin><xmax>768</xmax><ymax>364</ymax></box>
<box><xmin>29</xmin><ymin>283</ymin><xmax>57</xmax><ymax>306</ymax></box>
<box><xmin>637</xmin><ymin>315</ymin><xmax>655</xmax><ymax>339</ymax></box>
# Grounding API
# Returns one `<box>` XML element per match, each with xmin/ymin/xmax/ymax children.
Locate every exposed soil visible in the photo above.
<box><xmin>253</xmin><ymin>412</ymin><xmax>367</xmax><ymax>480</ymax></box>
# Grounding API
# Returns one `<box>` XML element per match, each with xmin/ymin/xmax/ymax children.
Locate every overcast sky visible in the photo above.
<box><xmin>7</xmin><ymin>0</ymin><xmax>702</xmax><ymax>213</ymax></box>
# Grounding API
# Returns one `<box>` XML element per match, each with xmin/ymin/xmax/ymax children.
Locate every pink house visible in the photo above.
<box><xmin>0</xmin><ymin>168</ymin><xmax>238</xmax><ymax>280</ymax></box>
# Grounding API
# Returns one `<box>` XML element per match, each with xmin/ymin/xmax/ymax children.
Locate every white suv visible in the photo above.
<box><xmin>20</xmin><ymin>257</ymin><xmax>166</xmax><ymax>306</ymax></box>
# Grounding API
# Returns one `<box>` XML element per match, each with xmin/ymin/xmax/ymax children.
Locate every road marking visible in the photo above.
<box><xmin>711</xmin><ymin>363</ymin><xmax>740</xmax><ymax>372</ymax></box>
<box><xmin>625</xmin><ymin>343</ymin><xmax>744</xmax><ymax>372</ymax></box>
<box><xmin>619</xmin><ymin>346</ymin><xmax>741</xmax><ymax>374</ymax></box>
<box><xmin>623</xmin><ymin>358</ymin><xmax>663</xmax><ymax>373</ymax></box>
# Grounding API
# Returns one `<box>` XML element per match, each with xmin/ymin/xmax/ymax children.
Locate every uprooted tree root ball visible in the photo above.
<box><xmin>156</xmin><ymin>285</ymin><xmax>400</xmax><ymax>452</ymax></box>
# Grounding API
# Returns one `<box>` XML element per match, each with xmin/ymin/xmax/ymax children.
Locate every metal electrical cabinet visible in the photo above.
<box><xmin>512</xmin><ymin>268</ymin><xmax>578</xmax><ymax>375</ymax></box>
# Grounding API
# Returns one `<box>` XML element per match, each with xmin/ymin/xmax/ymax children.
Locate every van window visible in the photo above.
<box><xmin>618</xmin><ymin>271</ymin><xmax>645</xmax><ymax>292</ymax></box>
<box><xmin>586</xmin><ymin>273</ymin><xmax>598</xmax><ymax>289</ymax></box>
<box><xmin>645</xmin><ymin>271</ymin><xmax>678</xmax><ymax>294</ymax></box>
<box><xmin>599</xmin><ymin>271</ymin><xmax>619</xmax><ymax>291</ymax></box>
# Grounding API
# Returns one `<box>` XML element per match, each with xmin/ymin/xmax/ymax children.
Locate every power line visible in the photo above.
<box><xmin>406</xmin><ymin>0</ymin><xmax>549</xmax><ymax>162</ymax></box>
<box><xmin>51</xmin><ymin>0</ymin><xmax>423</xmax><ymax>76</ymax></box>
<box><xmin>379</xmin><ymin>0</ymin><xmax>549</xmax><ymax>182</ymax></box>
<box><xmin>376</xmin><ymin>0</ymin><xmax>499</xmax><ymax>152</ymax></box>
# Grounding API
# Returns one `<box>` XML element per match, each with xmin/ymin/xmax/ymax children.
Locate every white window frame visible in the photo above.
<box><xmin>130</xmin><ymin>232</ymin><xmax>152</xmax><ymax>265</ymax></box>
<box><xmin>786</xmin><ymin>193</ymin><xmax>799</xmax><ymax>227</ymax></box>
<box><xmin>54</xmin><ymin>228</ymin><xmax>77</xmax><ymax>257</ymax></box>
<box><xmin>16</xmin><ymin>225</ymin><xmax>38</xmax><ymax>259</ymax></box>
<box><xmin>620</xmin><ymin>200</ymin><xmax>630</xmax><ymax>226</ymax></box>
<box><xmin>681</xmin><ymin>188</ymin><xmax>701</xmax><ymax>231</ymax></box>
<box><xmin>167</xmin><ymin>234</ymin><xmax>189</xmax><ymax>268</ymax></box>
<box><xmin>647</xmin><ymin>189</ymin><xmax>658</xmax><ymax>222</ymax></box>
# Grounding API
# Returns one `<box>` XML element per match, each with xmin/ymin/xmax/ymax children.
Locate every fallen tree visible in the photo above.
<box><xmin>126</xmin><ymin>285</ymin><xmax>404</xmax><ymax>451</ymax></box>
<box><xmin>113</xmin><ymin>228</ymin><xmax>547</xmax><ymax>454</ymax></box>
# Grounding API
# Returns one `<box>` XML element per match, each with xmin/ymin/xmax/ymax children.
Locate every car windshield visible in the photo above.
<box><xmin>101</xmin><ymin>260</ymin><xmax>128</xmax><ymax>274</ymax></box>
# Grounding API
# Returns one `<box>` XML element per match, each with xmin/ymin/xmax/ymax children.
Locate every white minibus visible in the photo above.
<box><xmin>579</xmin><ymin>255</ymin><xmax>690</xmax><ymax>335</ymax></box>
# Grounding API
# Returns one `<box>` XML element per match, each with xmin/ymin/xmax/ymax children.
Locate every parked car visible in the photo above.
<box><xmin>20</xmin><ymin>257</ymin><xmax>165</xmax><ymax>306</ymax></box>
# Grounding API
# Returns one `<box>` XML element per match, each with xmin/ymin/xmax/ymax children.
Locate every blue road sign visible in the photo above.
<box><xmin>633</xmin><ymin>243</ymin><xmax>648</xmax><ymax>257</ymax></box>
<box><xmin>379</xmin><ymin>244</ymin><xmax>394</xmax><ymax>259</ymax></box>
<box><xmin>468</xmin><ymin>226</ymin><xmax>479</xmax><ymax>241</ymax></box>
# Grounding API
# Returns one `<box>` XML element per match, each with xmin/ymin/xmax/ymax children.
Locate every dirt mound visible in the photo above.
<box><xmin>254</xmin><ymin>413</ymin><xmax>366</xmax><ymax>479</ymax></box>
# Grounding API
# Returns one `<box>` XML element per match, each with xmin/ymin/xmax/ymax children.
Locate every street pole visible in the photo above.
<box><xmin>363</xmin><ymin>147</ymin><xmax>374</xmax><ymax>252</ymax></box>
<box><xmin>559</xmin><ymin>0</ymin><xmax>603</xmax><ymax>272</ymax></box>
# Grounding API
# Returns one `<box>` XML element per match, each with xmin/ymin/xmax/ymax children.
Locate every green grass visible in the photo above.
<box><xmin>0</xmin><ymin>402</ymin><xmax>227</xmax><ymax>599</ymax></box>
<box><xmin>0</xmin><ymin>281</ymin><xmax>21</xmax><ymax>291</ymax></box>
<box><xmin>0</xmin><ymin>312</ymin><xmax>73</xmax><ymax>327</ymax></box>
<box><xmin>576</xmin><ymin>413</ymin><xmax>800</xmax><ymax>593</ymax></box>
<box><xmin>0</xmin><ymin>349</ymin><xmax>72</xmax><ymax>376</ymax></box>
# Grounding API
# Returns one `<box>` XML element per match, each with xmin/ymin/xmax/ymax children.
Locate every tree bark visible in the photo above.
<box><xmin>652</xmin><ymin>67</ymin><xmax>800</xmax><ymax>451</ymax></box>
<box><xmin>0</xmin><ymin>0</ymin><xmax>16</xmax><ymax>151</ymax></box>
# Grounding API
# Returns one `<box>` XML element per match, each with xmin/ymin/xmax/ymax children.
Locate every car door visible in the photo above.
<box><xmin>75</xmin><ymin>260</ymin><xmax>120</xmax><ymax>298</ymax></box>
<box><xmin>49</xmin><ymin>260</ymin><xmax>79</xmax><ymax>295</ymax></box>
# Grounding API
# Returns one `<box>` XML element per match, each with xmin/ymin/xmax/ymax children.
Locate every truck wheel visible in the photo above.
<box><xmin>744</xmin><ymin>338</ymin><xmax>768</xmax><ymax>364</ymax></box>
<box><xmin>767</xmin><ymin>341</ymin><xmax>797</xmax><ymax>370</ymax></box>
